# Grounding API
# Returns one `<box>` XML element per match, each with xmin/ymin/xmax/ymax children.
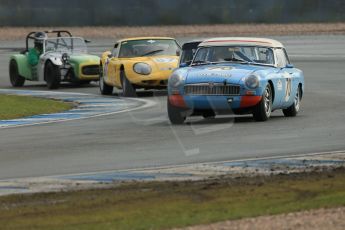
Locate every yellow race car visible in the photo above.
<box><xmin>99</xmin><ymin>37</ymin><xmax>181</xmax><ymax>96</ymax></box>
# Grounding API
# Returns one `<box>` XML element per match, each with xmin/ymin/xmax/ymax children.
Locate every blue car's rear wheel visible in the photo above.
<box><xmin>283</xmin><ymin>85</ymin><xmax>302</xmax><ymax>117</ymax></box>
<box><xmin>253</xmin><ymin>84</ymin><xmax>272</xmax><ymax>121</ymax></box>
<box><xmin>9</xmin><ymin>59</ymin><xmax>25</xmax><ymax>87</ymax></box>
<box><xmin>167</xmin><ymin>99</ymin><xmax>187</xmax><ymax>124</ymax></box>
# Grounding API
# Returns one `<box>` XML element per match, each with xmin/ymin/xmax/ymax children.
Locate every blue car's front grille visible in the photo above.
<box><xmin>184</xmin><ymin>83</ymin><xmax>240</xmax><ymax>96</ymax></box>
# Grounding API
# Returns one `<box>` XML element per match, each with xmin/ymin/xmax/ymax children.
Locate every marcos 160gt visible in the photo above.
<box><xmin>167</xmin><ymin>37</ymin><xmax>305</xmax><ymax>124</ymax></box>
<box><xmin>99</xmin><ymin>37</ymin><xmax>181</xmax><ymax>97</ymax></box>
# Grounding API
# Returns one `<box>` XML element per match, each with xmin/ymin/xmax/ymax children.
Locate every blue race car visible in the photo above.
<box><xmin>167</xmin><ymin>37</ymin><xmax>304</xmax><ymax>124</ymax></box>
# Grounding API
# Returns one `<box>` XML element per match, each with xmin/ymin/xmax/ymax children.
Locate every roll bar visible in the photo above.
<box><xmin>25</xmin><ymin>30</ymin><xmax>73</xmax><ymax>52</ymax></box>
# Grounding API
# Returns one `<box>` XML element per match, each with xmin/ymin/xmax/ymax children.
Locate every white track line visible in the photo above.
<box><xmin>2</xmin><ymin>149</ymin><xmax>343</xmax><ymax>181</ymax></box>
<box><xmin>51</xmin><ymin>149</ymin><xmax>345</xmax><ymax>177</ymax></box>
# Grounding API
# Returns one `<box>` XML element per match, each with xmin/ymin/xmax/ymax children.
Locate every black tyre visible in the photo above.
<box><xmin>283</xmin><ymin>85</ymin><xmax>302</xmax><ymax>117</ymax></box>
<box><xmin>79</xmin><ymin>80</ymin><xmax>91</xmax><ymax>85</ymax></box>
<box><xmin>202</xmin><ymin>110</ymin><xmax>216</xmax><ymax>119</ymax></box>
<box><xmin>45</xmin><ymin>61</ymin><xmax>61</xmax><ymax>89</ymax></box>
<box><xmin>99</xmin><ymin>66</ymin><xmax>113</xmax><ymax>95</ymax></box>
<box><xmin>253</xmin><ymin>84</ymin><xmax>272</xmax><ymax>122</ymax></box>
<box><xmin>9</xmin><ymin>59</ymin><xmax>25</xmax><ymax>87</ymax></box>
<box><xmin>120</xmin><ymin>70</ymin><xmax>137</xmax><ymax>97</ymax></box>
<box><xmin>167</xmin><ymin>99</ymin><xmax>187</xmax><ymax>124</ymax></box>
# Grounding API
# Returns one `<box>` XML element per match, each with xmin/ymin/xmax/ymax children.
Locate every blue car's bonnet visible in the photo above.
<box><xmin>185</xmin><ymin>63</ymin><xmax>273</xmax><ymax>84</ymax></box>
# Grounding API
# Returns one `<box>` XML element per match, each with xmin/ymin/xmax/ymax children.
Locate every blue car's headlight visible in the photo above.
<box><xmin>245</xmin><ymin>74</ymin><xmax>260</xmax><ymax>89</ymax></box>
<box><xmin>169</xmin><ymin>72</ymin><xmax>184</xmax><ymax>88</ymax></box>
<box><xmin>133</xmin><ymin>62</ymin><xmax>152</xmax><ymax>75</ymax></box>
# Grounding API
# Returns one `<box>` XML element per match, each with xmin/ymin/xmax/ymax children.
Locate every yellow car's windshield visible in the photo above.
<box><xmin>119</xmin><ymin>39</ymin><xmax>180</xmax><ymax>58</ymax></box>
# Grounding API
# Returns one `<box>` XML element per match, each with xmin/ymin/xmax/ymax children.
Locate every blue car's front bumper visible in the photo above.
<box><xmin>169</xmin><ymin>94</ymin><xmax>263</xmax><ymax>112</ymax></box>
<box><xmin>184</xmin><ymin>95</ymin><xmax>241</xmax><ymax>110</ymax></box>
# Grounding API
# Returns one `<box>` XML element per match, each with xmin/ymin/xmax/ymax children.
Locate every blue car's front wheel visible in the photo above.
<box><xmin>253</xmin><ymin>84</ymin><xmax>272</xmax><ymax>122</ymax></box>
<box><xmin>167</xmin><ymin>99</ymin><xmax>187</xmax><ymax>124</ymax></box>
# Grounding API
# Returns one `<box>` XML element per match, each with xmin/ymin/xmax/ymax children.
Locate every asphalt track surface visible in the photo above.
<box><xmin>0</xmin><ymin>35</ymin><xmax>345</xmax><ymax>180</ymax></box>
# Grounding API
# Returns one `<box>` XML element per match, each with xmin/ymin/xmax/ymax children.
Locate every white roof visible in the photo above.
<box><xmin>199</xmin><ymin>37</ymin><xmax>284</xmax><ymax>48</ymax></box>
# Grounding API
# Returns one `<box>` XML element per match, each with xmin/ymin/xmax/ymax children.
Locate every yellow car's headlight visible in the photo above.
<box><xmin>133</xmin><ymin>62</ymin><xmax>152</xmax><ymax>75</ymax></box>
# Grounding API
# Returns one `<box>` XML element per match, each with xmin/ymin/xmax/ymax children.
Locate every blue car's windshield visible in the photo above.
<box><xmin>192</xmin><ymin>46</ymin><xmax>275</xmax><ymax>66</ymax></box>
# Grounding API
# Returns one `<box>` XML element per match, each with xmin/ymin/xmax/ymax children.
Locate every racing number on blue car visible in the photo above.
<box><xmin>285</xmin><ymin>77</ymin><xmax>292</xmax><ymax>102</ymax></box>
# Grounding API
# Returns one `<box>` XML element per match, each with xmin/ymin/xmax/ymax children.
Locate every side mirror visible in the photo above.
<box><xmin>84</xmin><ymin>39</ymin><xmax>91</xmax><ymax>43</ymax></box>
<box><xmin>286</xmin><ymin>64</ymin><xmax>294</xmax><ymax>68</ymax></box>
<box><xmin>176</xmin><ymin>50</ymin><xmax>181</xmax><ymax>56</ymax></box>
<box><xmin>179</xmin><ymin>61</ymin><xmax>191</xmax><ymax>68</ymax></box>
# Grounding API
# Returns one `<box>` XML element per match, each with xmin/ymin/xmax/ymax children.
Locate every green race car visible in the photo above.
<box><xmin>9</xmin><ymin>30</ymin><xmax>100</xmax><ymax>89</ymax></box>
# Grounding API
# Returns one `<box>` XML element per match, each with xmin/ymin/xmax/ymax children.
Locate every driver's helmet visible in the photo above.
<box><xmin>265</xmin><ymin>49</ymin><xmax>274</xmax><ymax>64</ymax></box>
<box><xmin>34</xmin><ymin>32</ymin><xmax>47</xmax><ymax>51</ymax></box>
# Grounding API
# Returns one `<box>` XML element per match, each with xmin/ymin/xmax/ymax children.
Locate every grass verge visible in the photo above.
<box><xmin>0</xmin><ymin>168</ymin><xmax>345</xmax><ymax>230</ymax></box>
<box><xmin>0</xmin><ymin>95</ymin><xmax>73</xmax><ymax>120</ymax></box>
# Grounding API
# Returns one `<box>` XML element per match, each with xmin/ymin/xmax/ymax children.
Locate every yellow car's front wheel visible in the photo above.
<box><xmin>120</xmin><ymin>70</ymin><xmax>137</xmax><ymax>97</ymax></box>
<box><xmin>99</xmin><ymin>66</ymin><xmax>113</xmax><ymax>95</ymax></box>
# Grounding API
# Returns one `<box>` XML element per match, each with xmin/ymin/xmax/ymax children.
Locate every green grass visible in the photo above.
<box><xmin>0</xmin><ymin>168</ymin><xmax>345</xmax><ymax>230</ymax></box>
<box><xmin>0</xmin><ymin>95</ymin><xmax>73</xmax><ymax>120</ymax></box>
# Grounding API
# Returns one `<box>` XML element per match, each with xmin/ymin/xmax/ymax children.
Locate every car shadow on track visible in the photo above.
<box><xmin>183</xmin><ymin>115</ymin><xmax>288</xmax><ymax>125</ymax></box>
<box><xmin>186</xmin><ymin>115</ymin><xmax>284</xmax><ymax>125</ymax></box>
<box><xmin>154</xmin><ymin>115</ymin><xmax>288</xmax><ymax>127</ymax></box>
<box><xmin>7</xmin><ymin>83</ymin><xmax>99</xmax><ymax>90</ymax></box>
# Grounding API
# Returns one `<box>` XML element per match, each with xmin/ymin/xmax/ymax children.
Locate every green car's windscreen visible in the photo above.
<box><xmin>45</xmin><ymin>37</ymin><xmax>87</xmax><ymax>53</ymax></box>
